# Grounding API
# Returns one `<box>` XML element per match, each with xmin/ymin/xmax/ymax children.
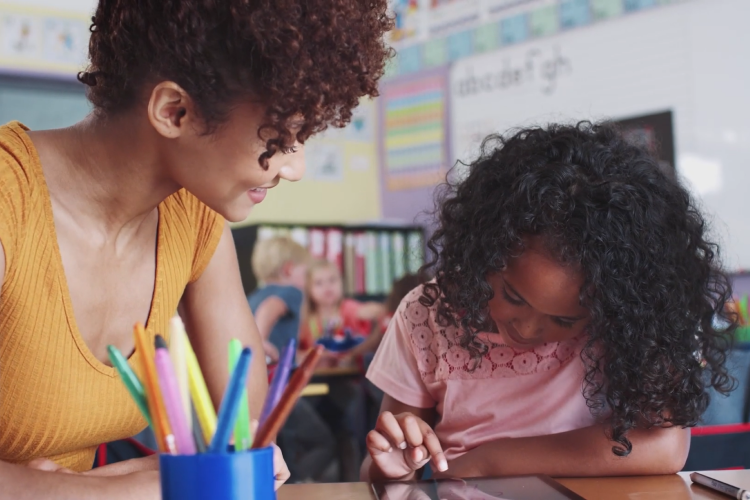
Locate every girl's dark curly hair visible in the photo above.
<box><xmin>422</xmin><ymin>121</ymin><xmax>736</xmax><ymax>456</ymax></box>
<box><xmin>80</xmin><ymin>0</ymin><xmax>393</xmax><ymax>165</ymax></box>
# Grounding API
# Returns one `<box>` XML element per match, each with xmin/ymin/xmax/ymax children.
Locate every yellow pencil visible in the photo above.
<box><xmin>184</xmin><ymin>331</ymin><xmax>217</xmax><ymax>446</ymax></box>
<box><xmin>169</xmin><ymin>316</ymin><xmax>192</xmax><ymax>435</ymax></box>
<box><xmin>134</xmin><ymin>323</ymin><xmax>175</xmax><ymax>454</ymax></box>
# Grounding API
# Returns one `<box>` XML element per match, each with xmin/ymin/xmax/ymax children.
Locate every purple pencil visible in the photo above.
<box><xmin>260</xmin><ymin>338</ymin><xmax>296</xmax><ymax>426</ymax></box>
<box><xmin>154</xmin><ymin>335</ymin><xmax>196</xmax><ymax>455</ymax></box>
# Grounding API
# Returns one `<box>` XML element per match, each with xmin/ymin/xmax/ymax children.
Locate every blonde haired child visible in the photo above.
<box><xmin>248</xmin><ymin>236</ymin><xmax>309</xmax><ymax>362</ymax></box>
<box><xmin>300</xmin><ymin>259</ymin><xmax>386</xmax><ymax>359</ymax></box>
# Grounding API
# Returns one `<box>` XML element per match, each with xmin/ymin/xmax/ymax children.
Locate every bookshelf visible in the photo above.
<box><xmin>231</xmin><ymin>223</ymin><xmax>426</xmax><ymax>300</ymax></box>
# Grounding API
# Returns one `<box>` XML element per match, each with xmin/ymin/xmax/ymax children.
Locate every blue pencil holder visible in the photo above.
<box><xmin>160</xmin><ymin>447</ymin><xmax>276</xmax><ymax>500</ymax></box>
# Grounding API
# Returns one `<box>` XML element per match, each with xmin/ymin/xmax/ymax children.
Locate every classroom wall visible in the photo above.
<box><xmin>14</xmin><ymin>0</ymin><xmax>96</xmax><ymax>14</ymax></box>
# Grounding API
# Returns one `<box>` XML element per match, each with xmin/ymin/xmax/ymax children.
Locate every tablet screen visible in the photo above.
<box><xmin>372</xmin><ymin>475</ymin><xmax>584</xmax><ymax>500</ymax></box>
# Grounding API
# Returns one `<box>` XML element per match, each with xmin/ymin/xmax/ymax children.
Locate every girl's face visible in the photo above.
<box><xmin>309</xmin><ymin>266</ymin><xmax>343</xmax><ymax>309</ymax></box>
<box><xmin>486</xmin><ymin>239</ymin><xmax>590</xmax><ymax>349</ymax></box>
<box><xmin>161</xmin><ymin>98</ymin><xmax>306</xmax><ymax>223</ymax></box>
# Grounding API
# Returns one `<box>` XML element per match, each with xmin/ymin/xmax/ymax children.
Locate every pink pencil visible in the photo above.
<box><xmin>155</xmin><ymin>335</ymin><xmax>196</xmax><ymax>455</ymax></box>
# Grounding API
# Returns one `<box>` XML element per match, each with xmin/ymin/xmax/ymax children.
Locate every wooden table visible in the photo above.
<box><xmin>277</xmin><ymin>470</ymin><xmax>750</xmax><ymax>500</ymax></box>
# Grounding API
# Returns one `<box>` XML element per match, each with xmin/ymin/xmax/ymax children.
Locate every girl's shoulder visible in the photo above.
<box><xmin>396</xmin><ymin>284</ymin><xmax>584</xmax><ymax>383</ymax></box>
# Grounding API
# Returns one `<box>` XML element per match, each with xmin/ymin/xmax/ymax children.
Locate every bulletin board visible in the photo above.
<box><xmin>448</xmin><ymin>0</ymin><xmax>750</xmax><ymax>270</ymax></box>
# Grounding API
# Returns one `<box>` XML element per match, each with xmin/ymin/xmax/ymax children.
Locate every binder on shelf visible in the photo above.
<box><xmin>325</xmin><ymin>228</ymin><xmax>344</xmax><ymax>275</ymax></box>
<box><xmin>354</xmin><ymin>232</ymin><xmax>367</xmax><ymax>295</ymax></box>
<box><xmin>391</xmin><ymin>232</ymin><xmax>406</xmax><ymax>281</ymax></box>
<box><xmin>407</xmin><ymin>231</ymin><xmax>424</xmax><ymax>274</ymax></box>
<box><xmin>343</xmin><ymin>232</ymin><xmax>356</xmax><ymax>295</ymax></box>
<box><xmin>289</xmin><ymin>226</ymin><xmax>310</xmax><ymax>249</ymax></box>
<box><xmin>257</xmin><ymin>226</ymin><xmax>277</xmax><ymax>241</ymax></box>
<box><xmin>379</xmin><ymin>232</ymin><xmax>393</xmax><ymax>295</ymax></box>
<box><xmin>309</xmin><ymin>228</ymin><xmax>326</xmax><ymax>260</ymax></box>
<box><xmin>365</xmin><ymin>232</ymin><xmax>380</xmax><ymax>296</ymax></box>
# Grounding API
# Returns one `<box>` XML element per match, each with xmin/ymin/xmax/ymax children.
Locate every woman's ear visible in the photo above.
<box><xmin>147</xmin><ymin>81</ymin><xmax>197</xmax><ymax>139</ymax></box>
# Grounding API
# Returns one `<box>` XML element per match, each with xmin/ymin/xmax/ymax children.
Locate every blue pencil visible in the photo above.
<box><xmin>208</xmin><ymin>347</ymin><xmax>253</xmax><ymax>453</ymax></box>
<box><xmin>260</xmin><ymin>338</ymin><xmax>296</xmax><ymax>426</ymax></box>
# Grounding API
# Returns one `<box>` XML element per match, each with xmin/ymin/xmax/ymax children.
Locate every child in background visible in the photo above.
<box><xmin>300</xmin><ymin>259</ymin><xmax>387</xmax><ymax>365</ymax></box>
<box><xmin>246</xmin><ymin>237</ymin><xmax>337</xmax><ymax>482</ymax></box>
<box><xmin>247</xmin><ymin>237</ymin><xmax>309</xmax><ymax>363</ymax></box>
<box><xmin>362</xmin><ymin>122</ymin><xmax>735</xmax><ymax>482</ymax></box>
<box><xmin>300</xmin><ymin>259</ymin><xmax>386</xmax><ymax>481</ymax></box>
<box><xmin>343</xmin><ymin>273</ymin><xmax>427</xmax><ymax>368</ymax></box>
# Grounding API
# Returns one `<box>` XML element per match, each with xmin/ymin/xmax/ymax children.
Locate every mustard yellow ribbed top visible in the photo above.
<box><xmin>0</xmin><ymin>122</ymin><xmax>224</xmax><ymax>471</ymax></box>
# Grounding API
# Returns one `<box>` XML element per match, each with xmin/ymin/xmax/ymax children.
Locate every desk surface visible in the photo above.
<box><xmin>277</xmin><ymin>470</ymin><xmax>750</xmax><ymax>500</ymax></box>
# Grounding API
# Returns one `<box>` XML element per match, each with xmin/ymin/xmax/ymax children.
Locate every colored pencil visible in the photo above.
<box><xmin>134</xmin><ymin>323</ymin><xmax>175</xmax><ymax>454</ymax></box>
<box><xmin>155</xmin><ymin>335</ymin><xmax>196</xmax><ymax>455</ymax></box>
<box><xmin>259</xmin><ymin>338</ymin><xmax>296</xmax><ymax>427</ymax></box>
<box><xmin>191</xmin><ymin>404</ymin><xmax>207</xmax><ymax>453</ymax></box>
<box><xmin>253</xmin><ymin>345</ymin><xmax>324</xmax><ymax>449</ymax></box>
<box><xmin>209</xmin><ymin>348</ymin><xmax>253</xmax><ymax>453</ymax></box>
<box><xmin>107</xmin><ymin>345</ymin><xmax>152</xmax><ymax>427</ymax></box>
<box><xmin>228</xmin><ymin>339</ymin><xmax>252</xmax><ymax>451</ymax></box>
<box><xmin>184</xmin><ymin>333</ymin><xmax>217</xmax><ymax>446</ymax></box>
<box><xmin>169</xmin><ymin>316</ymin><xmax>191</xmax><ymax>434</ymax></box>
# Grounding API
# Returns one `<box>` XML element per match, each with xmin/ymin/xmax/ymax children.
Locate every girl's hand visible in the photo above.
<box><xmin>366</xmin><ymin>411</ymin><xmax>448</xmax><ymax>480</ymax></box>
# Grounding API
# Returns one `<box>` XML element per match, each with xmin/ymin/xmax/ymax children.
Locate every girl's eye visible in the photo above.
<box><xmin>501</xmin><ymin>287</ymin><xmax>524</xmax><ymax>306</ymax></box>
<box><xmin>551</xmin><ymin>317</ymin><xmax>576</xmax><ymax>329</ymax></box>
<box><xmin>280</xmin><ymin>146</ymin><xmax>298</xmax><ymax>154</ymax></box>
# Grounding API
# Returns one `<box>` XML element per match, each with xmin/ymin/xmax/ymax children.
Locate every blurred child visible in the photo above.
<box><xmin>300</xmin><ymin>259</ymin><xmax>386</xmax><ymax>365</ymax></box>
<box><xmin>247</xmin><ymin>236</ymin><xmax>309</xmax><ymax>363</ymax></box>
<box><xmin>342</xmin><ymin>273</ymin><xmax>427</xmax><ymax>368</ymax></box>
<box><xmin>246</xmin><ymin>237</ymin><xmax>337</xmax><ymax>482</ymax></box>
<box><xmin>299</xmin><ymin>258</ymin><xmax>386</xmax><ymax>480</ymax></box>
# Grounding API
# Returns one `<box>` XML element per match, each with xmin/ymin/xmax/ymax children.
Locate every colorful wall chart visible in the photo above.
<box><xmin>380</xmin><ymin>69</ymin><xmax>449</xmax><ymax>191</ymax></box>
<box><xmin>384</xmin><ymin>0</ymin><xmax>687</xmax><ymax>80</ymax></box>
<box><xmin>0</xmin><ymin>3</ymin><xmax>89</xmax><ymax>78</ymax></box>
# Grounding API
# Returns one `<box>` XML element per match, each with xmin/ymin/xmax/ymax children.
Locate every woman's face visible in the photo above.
<box><xmin>162</xmin><ymin>99</ymin><xmax>306</xmax><ymax>222</ymax></box>
<box><xmin>309</xmin><ymin>266</ymin><xmax>343</xmax><ymax>310</ymax></box>
<box><xmin>486</xmin><ymin>238</ymin><xmax>590</xmax><ymax>349</ymax></box>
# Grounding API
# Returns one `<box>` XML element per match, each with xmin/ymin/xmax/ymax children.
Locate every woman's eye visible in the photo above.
<box><xmin>280</xmin><ymin>146</ymin><xmax>298</xmax><ymax>154</ymax></box>
<box><xmin>501</xmin><ymin>287</ymin><xmax>524</xmax><ymax>306</ymax></box>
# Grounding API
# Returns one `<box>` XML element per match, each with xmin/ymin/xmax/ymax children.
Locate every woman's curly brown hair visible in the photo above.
<box><xmin>80</xmin><ymin>0</ymin><xmax>393</xmax><ymax>165</ymax></box>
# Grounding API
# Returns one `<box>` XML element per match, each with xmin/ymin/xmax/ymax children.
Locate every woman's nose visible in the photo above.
<box><xmin>278</xmin><ymin>144</ymin><xmax>305</xmax><ymax>182</ymax></box>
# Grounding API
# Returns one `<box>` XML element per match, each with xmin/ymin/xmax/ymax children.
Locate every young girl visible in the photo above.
<box><xmin>0</xmin><ymin>0</ymin><xmax>391</xmax><ymax>497</ymax></box>
<box><xmin>362</xmin><ymin>122</ymin><xmax>735</xmax><ymax>482</ymax></box>
<box><xmin>300</xmin><ymin>259</ymin><xmax>386</xmax><ymax>363</ymax></box>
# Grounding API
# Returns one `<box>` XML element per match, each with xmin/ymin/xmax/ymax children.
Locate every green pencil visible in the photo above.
<box><xmin>108</xmin><ymin>345</ymin><xmax>153</xmax><ymax>427</ymax></box>
<box><xmin>228</xmin><ymin>338</ymin><xmax>252</xmax><ymax>450</ymax></box>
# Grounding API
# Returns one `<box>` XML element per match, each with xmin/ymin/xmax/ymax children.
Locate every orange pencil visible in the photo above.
<box><xmin>253</xmin><ymin>345</ymin><xmax>324</xmax><ymax>449</ymax></box>
<box><xmin>134</xmin><ymin>323</ymin><xmax>175</xmax><ymax>454</ymax></box>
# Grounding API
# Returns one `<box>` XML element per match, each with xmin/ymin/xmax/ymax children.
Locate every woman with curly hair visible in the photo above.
<box><xmin>0</xmin><ymin>0</ymin><xmax>391</xmax><ymax>497</ymax></box>
<box><xmin>362</xmin><ymin>122</ymin><xmax>735</xmax><ymax>481</ymax></box>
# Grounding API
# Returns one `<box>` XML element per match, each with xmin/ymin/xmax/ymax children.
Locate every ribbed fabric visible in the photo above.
<box><xmin>0</xmin><ymin>122</ymin><xmax>224</xmax><ymax>471</ymax></box>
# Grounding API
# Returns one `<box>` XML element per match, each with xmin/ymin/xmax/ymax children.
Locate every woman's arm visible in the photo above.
<box><xmin>0</xmin><ymin>460</ymin><xmax>158</xmax><ymax>499</ymax></box>
<box><xmin>180</xmin><ymin>224</ymin><xmax>268</xmax><ymax>417</ymax></box>
<box><xmin>443</xmin><ymin>424</ymin><xmax>690</xmax><ymax>478</ymax></box>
